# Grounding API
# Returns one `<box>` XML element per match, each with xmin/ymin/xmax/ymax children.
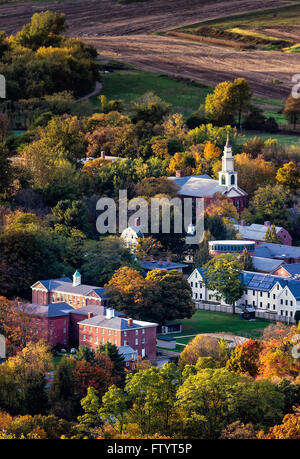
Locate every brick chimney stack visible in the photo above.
<box><xmin>87</xmin><ymin>312</ymin><xmax>93</xmax><ymax>319</ymax></box>
<box><xmin>127</xmin><ymin>318</ymin><xmax>133</xmax><ymax>327</ymax></box>
<box><xmin>101</xmin><ymin>151</ymin><xmax>105</xmax><ymax>159</ymax></box>
<box><xmin>176</xmin><ymin>170</ymin><xmax>183</xmax><ymax>178</ymax></box>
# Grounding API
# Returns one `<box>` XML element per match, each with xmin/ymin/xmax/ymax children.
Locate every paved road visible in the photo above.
<box><xmin>76</xmin><ymin>80</ymin><xmax>102</xmax><ymax>102</ymax></box>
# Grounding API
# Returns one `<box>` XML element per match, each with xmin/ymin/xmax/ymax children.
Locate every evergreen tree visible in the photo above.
<box><xmin>96</xmin><ymin>343</ymin><xmax>125</xmax><ymax>385</ymax></box>
<box><xmin>264</xmin><ymin>225</ymin><xmax>281</xmax><ymax>244</ymax></box>
<box><xmin>240</xmin><ymin>248</ymin><xmax>255</xmax><ymax>271</ymax></box>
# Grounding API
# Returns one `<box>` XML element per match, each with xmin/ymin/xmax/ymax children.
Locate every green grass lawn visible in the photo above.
<box><xmin>240</xmin><ymin>132</ymin><xmax>300</xmax><ymax>146</ymax></box>
<box><xmin>167</xmin><ymin>310</ymin><xmax>271</xmax><ymax>341</ymax></box>
<box><xmin>87</xmin><ymin>70</ymin><xmax>211</xmax><ymax>118</ymax></box>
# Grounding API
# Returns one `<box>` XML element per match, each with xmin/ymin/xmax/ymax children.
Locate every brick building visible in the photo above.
<box><xmin>28</xmin><ymin>272</ymin><xmax>158</xmax><ymax>360</ymax></box>
<box><xmin>78</xmin><ymin>308</ymin><xmax>158</xmax><ymax>360</ymax></box>
<box><xmin>31</xmin><ymin>271</ymin><xmax>108</xmax><ymax>309</ymax></box>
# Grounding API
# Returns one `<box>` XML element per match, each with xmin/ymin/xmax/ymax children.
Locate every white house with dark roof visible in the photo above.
<box><xmin>188</xmin><ymin>268</ymin><xmax>300</xmax><ymax>322</ymax></box>
<box><xmin>168</xmin><ymin>138</ymin><xmax>247</xmax><ymax>214</ymax></box>
<box><xmin>120</xmin><ymin>218</ymin><xmax>143</xmax><ymax>252</ymax></box>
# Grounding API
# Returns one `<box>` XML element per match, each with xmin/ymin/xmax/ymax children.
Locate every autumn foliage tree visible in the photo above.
<box><xmin>226</xmin><ymin>339</ymin><xmax>261</xmax><ymax>377</ymax></box>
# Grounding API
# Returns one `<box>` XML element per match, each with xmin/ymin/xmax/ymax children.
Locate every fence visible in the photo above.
<box><xmin>195</xmin><ymin>301</ymin><xmax>296</xmax><ymax>324</ymax></box>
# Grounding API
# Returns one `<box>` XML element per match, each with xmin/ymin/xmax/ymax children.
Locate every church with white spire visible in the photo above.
<box><xmin>169</xmin><ymin>137</ymin><xmax>247</xmax><ymax>214</ymax></box>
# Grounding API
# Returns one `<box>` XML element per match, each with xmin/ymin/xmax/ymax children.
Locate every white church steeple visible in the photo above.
<box><xmin>218</xmin><ymin>135</ymin><xmax>238</xmax><ymax>188</ymax></box>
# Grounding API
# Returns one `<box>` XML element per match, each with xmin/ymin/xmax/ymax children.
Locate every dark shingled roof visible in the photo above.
<box><xmin>79</xmin><ymin>315</ymin><xmax>158</xmax><ymax>330</ymax></box>
<box><xmin>32</xmin><ymin>278</ymin><xmax>108</xmax><ymax>298</ymax></box>
<box><xmin>70</xmin><ymin>305</ymin><xmax>124</xmax><ymax>317</ymax></box>
<box><xmin>24</xmin><ymin>302</ymin><xmax>74</xmax><ymax>318</ymax></box>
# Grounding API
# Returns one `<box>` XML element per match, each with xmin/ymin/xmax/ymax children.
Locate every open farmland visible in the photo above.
<box><xmin>0</xmin><ymin>0</ymin><xmax>299</xmax><ymax>99</ymax></box>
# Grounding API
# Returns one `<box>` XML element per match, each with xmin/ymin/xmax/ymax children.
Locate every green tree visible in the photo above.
<box><xmin>264</xmin><ymin>224</ymin><xmax>281</xmax><ymax>244</ymax></box>
<box><xmin>0</xmin><ymin>143</ymin><xmax>12</xmax><ymax>196</ymax></box>
<box><xmin>243</xmin><ymin>185</ymin><xmax>289</xmax><ymax>227</ymax></box>
<box><xmin>231</xmin><ymin>78</ymin><xmax>253</xmax><ymax>129</ymax></box>
<box><xmin>145</xmin><ymin>269</ymin><xmax>195</xmax><ymax>324</ymax></box>
<box><xmin>52</xmin><ymin>199</ymin><xmax>90</xmax><ymax>235</ymax></box>
<box><xmin>240</xmin><ymin>248</ymin><xmax>255</xmax><ymax>271</ymax></box>
<box><xmin>283</xmin><ymin>95</ymin><xmax>300</xmax><ymax>129</ymax></box>
<box><xmin>96</xmin><ymin>343</ymin><xmax>125</xmax><ymax>385</ymax></box>
<box><xmin>100</xmin><ymin>385</ymin><xmax>128</xmax><ymax>434</ymax></box>
<box><xmin>276</xmin><ymin>161</ymin><xmax>300</xmax><ymax>191</ymax></box>
<box><xmin>49</xmin><ymin>357</ymin><xmax>78</xmax><ymax>420</ymax></box>
<box><xmin>76</xmin><ymin>386</ymin><xmax>102</xmax><ymax>436</ymax></box>
<box><xmin>131</xmin><ymin>92</ymin><xmax>171</xmax><ymax>124</ymax></box>
<box><xmin>226</xmin><ymin>339</ymin><xmax>261</xmax><ymax>377</ymax></box>
<box><xmin>15</xmin><ymin>10</ymin><xmax>66</xmax><ymax>50</ymax></box>
<box><xmin>204</xmin><ymin>254</ymin><xmax>244</xmax><ymax>314</ymax></box>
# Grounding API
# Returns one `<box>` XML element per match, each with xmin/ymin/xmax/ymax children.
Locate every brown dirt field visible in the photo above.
<box><xmin>85</xmin><ymin>33</ymin><xmax>300</xmax><ymax>99</ymax></box>
<box><xmin>257</xmin><ymin>26</ymin><xmax>300</xmax><ymax>42</ymax></box>
<box><xmin>0</xmin><ymin>0</ymin><xmax>291</xmax><ymax>36</ymax></box>
<box><xmin>0</xmin><ymin>0</ymin><xmax>298</xmax><ymax>99</ymax></box>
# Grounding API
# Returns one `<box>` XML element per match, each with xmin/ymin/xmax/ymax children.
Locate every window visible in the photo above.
<box><xmin>95</xmin><ymin>336</ymin><xmax>98</xmax><ymax>344</ymax></box>
<box><xmin>135</xmin><ymin>339</ymin><xmax>138</xmax><ymax>345</ymax></box>
<box><xmin>136</xmin><ymin>330</ymin><xmax>139</xmax><ymax>335</ymax></box>
<box><xmin>142</xmin><ymin>329</ymin><xmax>145</xmax><ymax>334</ymax></box>
<box><xmin>124</xmin><ymin>331</ymin><xmax>127</xmax><ymax>337</ymax></box>
<box><xmin>83</xmin><ymin>334</ymin><xmax>86</xmax><ymax>341</ymax></box>
<box><xmin>89</xmin><ymin>327</ymin><xmax>92</xmax><ymax>333</ymax></box>
<box><xmin>191</xmin><ymin>282</ymin><xmax>193</xmax><ymax>287</ymax></box>
<box><xmin>124</xmin><ymin>340</ymin><xmax>127</xmax><ymax>346</ymax></box>
<box><xmin>108</xmin><ymin>330</ymin><xmax>111</xmax><ymax>335</ymax></box>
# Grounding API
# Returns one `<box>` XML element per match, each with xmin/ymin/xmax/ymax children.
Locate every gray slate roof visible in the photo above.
<box><xmin>140</xmin><ymin>261</ymin><xmax>187</xmax><ymax>271</ymax></box>
<box><xmin>70</xmin><ymin>305</ymin><xmax>123</xmax><ymax>317</ymax></box>
<box><xmin>235</xmin><ymin>223</ymin><xmax>283</xmax><ymax>241</ymax></box>
<box><xmin>79</xmin><ymin>315</ymin><xmax>157</xmax><ymax>330</ymax></box>
<box><xmin>32</xmin><ymin>277</ymin><xmax>108</xmax><ymax>298</ymax></box>
<box><xmin>118</xmin><ymin>345</ymin><xmax>138</xmax><ymax>361</ymax></box>
<box><xmin>252</xmin><ymin>257</ymin><xmax>283</xmax><ymax>273</ymax></box>
<box><xmin>255</xmin><ymin>243</ymin><xmax>300</xmax><ymax>260</ymax></box>
<box><xmin>169</xmin><ymin>175</ymin><xmax>246</xmax><ymax>198</ymax></box>
<box><xmin>25</xmin><ymin>302</ymin><xmax>74</xmax><ymax>318</ymax></box>
<box><xmin>281</xmin><ymin>263</ymin><xmax>300</xmax><ymax>276</ymax></box>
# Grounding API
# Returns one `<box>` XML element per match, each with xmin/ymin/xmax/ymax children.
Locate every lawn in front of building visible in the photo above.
<box><xmin>167</xmin><ymin>310</ymin><xmax>271</xmax><ymax>342</ymax></box>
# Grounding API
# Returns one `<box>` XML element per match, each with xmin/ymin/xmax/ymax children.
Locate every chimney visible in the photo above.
<box><xmin>73</xmin><ymin>270</ymin><xmax>81</xmax><ymax>287</ymax></box>
<box><xmin>166</xmin><ymin>258</ymin><xmax>171</xmax><ymax>264</ymax></box>
<box><xmin>158</xmin><ymin>259</ymin><xmax>163</xmax><ymax>266</ymax></box>
<box><xmin>127</xmin><ymin>318</ymin><xmax>133</xmax><ymax>327</ymax></box>
<box><xmin>134</xmin><ymin>217</ymin><xmax>140</xmax><ymax>227</ymax></box>
<box><xmin>101</xmin><ymin>151</ymin><xmax>105</xmax><ymax>159</ymax></box>
<box><xmin>264</xmin><ymin>221</ymin><xmax>271</xmax><ymax>227</ymax></box>
<box><xmin>106</xmin><ymin>308</ymin><xmax>115</xmax><ymax>319</ymax></box>
<box><xmin>176</xmin><ymin>170</ymin><xmax>183</xmax><ymax>178</ymax></box>
<box><xmin>240</xmin><ymin>220</ymin><xmax>246</xmax><ymax>227</ymax></box>
<box><xmin>87</xmin><ymin>312</ymin><xmax>93</xmax><ymax>319</ymax></box>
